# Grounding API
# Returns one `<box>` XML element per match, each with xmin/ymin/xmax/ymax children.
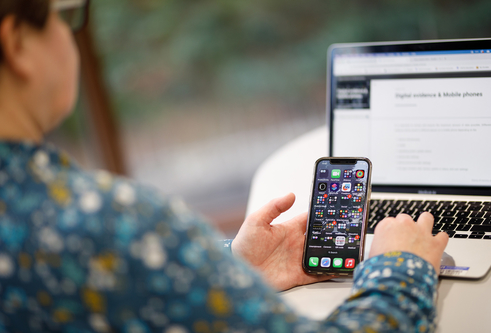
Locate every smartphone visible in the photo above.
<box><xmin>302</xmin><ymin>157</ymin><xmax>372</xmax><ymax>276</ymax></box>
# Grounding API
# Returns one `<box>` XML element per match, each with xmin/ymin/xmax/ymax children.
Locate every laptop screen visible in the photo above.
<box><xmin>328</xmin><ymin>39</ymin><xmax>491</xmax><ymax>195</ymax></box>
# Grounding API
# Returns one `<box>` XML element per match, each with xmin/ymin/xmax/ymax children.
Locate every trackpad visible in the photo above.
<box><xmin>440</xmin><ymin>251</ymin><xmax>456</xmax><ymax>267</ymax></box>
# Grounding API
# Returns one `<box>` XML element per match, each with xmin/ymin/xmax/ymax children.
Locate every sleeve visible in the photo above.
<box><xmin>95</xmin><ymin>190</ymin><xmax>439</xmax><ymax>333</ymax></box>
<box><xmin>219</xmin><ymin>238</ymin><xmax>234</xmax><ymax>252</ymax></box>
<box><xmin>327</xmin><ymin>251</ymin><xmax>439</xmax><ymax>332</ymax></box>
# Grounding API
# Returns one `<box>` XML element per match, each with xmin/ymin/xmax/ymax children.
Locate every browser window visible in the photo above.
<box><xmin>331</xmin><ymin>49</ymin><xmax>491</xmax><ymax>187</ymax></box>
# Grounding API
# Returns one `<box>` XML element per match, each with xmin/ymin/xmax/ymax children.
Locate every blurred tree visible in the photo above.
<box><xmin>88</xmin><ymin>0</ymin><xmax>491</xmax><ymax>122</ymax></box>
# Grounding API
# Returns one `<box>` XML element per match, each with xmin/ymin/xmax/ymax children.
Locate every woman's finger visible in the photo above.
<box><xmin>416</xmin><ymin>212</ymin><xmax>434</xmax><ymax>233</ymax></box>
<box><xmin>244</xmin><ymin>193</ymin><xmax>295</xmax><ymax>227</ymax></box>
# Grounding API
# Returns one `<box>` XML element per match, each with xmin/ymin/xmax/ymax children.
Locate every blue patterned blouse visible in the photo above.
<box><xmin>0</xmin><ymin>141</ymin><xmax>439</xmax><ymax>332</ymax></box>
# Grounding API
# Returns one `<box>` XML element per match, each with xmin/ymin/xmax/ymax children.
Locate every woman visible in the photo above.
<box><xmin>0</xmin><ymin>0</ymin><xmax>448</xmax><ymax>332</ymax></box>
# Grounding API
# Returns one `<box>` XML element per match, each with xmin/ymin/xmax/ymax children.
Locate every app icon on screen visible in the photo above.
<box><xmin>330</xmin><ymin>183</ymin><xmax>340</xmax><ymax>192</ymax></box>
<box><xmin>356</xmin><ymin>170</ymin><xmax>365</xmax><ymax>179</ymax></box>
<box><xmin>333</xmin><ymin>258</ymin><xmax>343</xmax><ymax>268</ymax></box>
<box><xmin>352</xmin><ymin>196</ymin><xmax>362</xmax><ymax>203</ymax></box>
<box><xmin>331</xmin><ymin>169</ymin><xmax>341</xmax><ymax>178</ymax></box>
<box><xmin>318</xmin><ymin>183</ymin><xmax>327</xmax><ymax>191</ymax></box>
<box><xmin>354</xmin><ymin>183</ymin><xmax>364</xmax><ymax>192</ymax></box>
<box><xmin>341</xmin><ymin>183</ymin><xmax>352</xmax><ymax>192</ymax></box>
<box><xmin>345</xmin><ymin>258</ymin><xmax>355</xmax><ymax>268</ymax></box>
<box><xmin>335</xmin><ymin>236</ymin><xmax>346</xmax><ymax>246</ymax></box>
<box><xmin>343</xmin><ymin>170</ymin><xmax>353</xmax><ymax>178</ymax></box>
<box><xmin>321</xmin><ymin>257</ymin><xmax>331</xmax><ymax>267</ymax></box>
<box><xmin>350</xmin><ymin>210</ymin><xmax>361</xmax><ymax>219</ymax></box>
<box><xmin>309</xmin><ymin>257</ymin><xmax>319</xmax><ymax>267</ymax></box>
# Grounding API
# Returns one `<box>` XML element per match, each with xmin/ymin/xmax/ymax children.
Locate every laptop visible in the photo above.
<box><xmin>327</xmin><ymin>38</ymin><xmax>491</xmax><ymax>279</ymax></box>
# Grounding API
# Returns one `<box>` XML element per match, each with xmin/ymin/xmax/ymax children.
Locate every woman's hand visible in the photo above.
<box><xmin>369</xmin><ymin>212</ymin><xmax>449</xmax><ymax>273</ymax></box>
<box><xmin>232</xmin><ymin>193</ymin><xmax>334</xmax><ymax>291</ymax></box>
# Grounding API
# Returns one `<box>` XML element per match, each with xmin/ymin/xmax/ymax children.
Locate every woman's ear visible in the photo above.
<box><xmin>0</xmin><ymin>15</ymin><xmax>35</xmax><ymax>79</ymax></box>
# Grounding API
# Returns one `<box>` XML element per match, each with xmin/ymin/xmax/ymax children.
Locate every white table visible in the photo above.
<box><xmin>246</xmin><ymin>126</ymin><xmax>491</xmax><ymax>331</ymax></box>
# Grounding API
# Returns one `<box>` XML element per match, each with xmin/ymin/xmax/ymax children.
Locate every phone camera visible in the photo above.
<box><xmin>318</xmin><ymin>183</ymin><xmax>327</xmax><ymax>191</ymax></box>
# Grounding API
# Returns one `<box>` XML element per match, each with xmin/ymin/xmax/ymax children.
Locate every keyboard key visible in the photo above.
<box><xmin>484</xmin><ymin>235</ymin><xmax>491</xmax><ymax>240</ymax></box>
<box><xmin>453</xmin><ymin>234</ymin><xmax>468</xmax><ymax>238</ymax></box>
<box><xmin>434</xmin><ymin>223</ymin><xmax>444</xmax><ymax>230</ymax></box>
<box><xmin>442</xmin><ymin>223</ymin><xmax>456</xmax><ymax>231</ymax></box>
<box><xmin>455</xmin><ymin>211</ymin><xmax>470</xmax><ymax>218</ymax></box>
<box><xmin>444</xmin><ymin>231</ymin><xmax>456</xmax><ymax>237</ymax></box>
<box><xmin>404</xmin><ymin>208</ymin><xmax>417</xmax><ymax>214</ymax></box>
<box><xmin>395</xmin><ymin>200</ymin><xmax>409</xmax><ymax>207</ymax></box>
<box><xmin>470</xmin><ymin>224</ymin><xmax>491</xmax><ymax>232</ymax></box>
<box><xmin>469</xmin><ymin>234</ymin><xmax>484</xmax><ymax>239</ymax></box>
<box><xmin>469</xmin><ymin>211</ymin><xmax>485</xmax><ymax>218</ymax></box>
<box><xmin>456</xmin><ymin>224</ymin><xmax>471</xmax><ymax>231</ymax></box>
<box><xmin>374</xmin><ymin>214</ymin><xmax>386</xmax><ymax>221</ymax></box>
<box><xmin>468</xmin><ymin>218</ymin><xmax>484</xmax><ymax>225</ymax></box>
<box><xmin>440</xmin><ymin>217</ymin><xmax>455</xmax><ymax>224</ymax></box>
<box><xmin>439</xmin><ymin>203</ymin><xmax>455</xmax><ymax>211</ymax></box>
<box><xmin>468</xmin><ymin>204</ymin><xmax>482</xmax><ymax>211</ymax></box>
<box><xmin>441</xmin><ymin>210</ymin><xmax>455</xmax><ymax>217</ymax></box>
<box><xmin>429</xmin><ymin>210</ymin><xmax>444</xmax><ymax>217</ymax></box>
<box><xmin>423</xmin><ymin>201</ymin><xmax>438</xmax><ymax>209</ymax></box>
<box><xmin>381</xmin><ymin>200</ymin><xmax>393</xmax><ymax>207</ymax></box>
<box><xmin>454</xmin><ymin>217</ymin><xmax>469</xmax><ymax>224</ymax></box>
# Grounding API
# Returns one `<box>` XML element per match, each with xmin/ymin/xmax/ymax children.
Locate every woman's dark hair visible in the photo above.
<box><xmin>0</xmin><ymin>0</ymin><xmax>50</xmax><ymax>62</ymax></box>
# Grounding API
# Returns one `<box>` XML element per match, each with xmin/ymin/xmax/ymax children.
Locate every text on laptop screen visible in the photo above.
<box><xmin>330</xmin><ymin>46</ymin><xmax>491</xmax><ymax>188</ymax></box>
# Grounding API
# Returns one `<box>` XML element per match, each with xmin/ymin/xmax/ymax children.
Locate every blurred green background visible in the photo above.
<box><xmin>54</xmin><ymin>0</ymin><xmax>491</xmax><ymax>235</ymax></box>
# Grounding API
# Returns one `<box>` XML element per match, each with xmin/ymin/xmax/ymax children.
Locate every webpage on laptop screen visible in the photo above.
<box><xmin>331</xmin><ymin>50</ymin><xmax>491</xmax><ymax>187</ymax></box>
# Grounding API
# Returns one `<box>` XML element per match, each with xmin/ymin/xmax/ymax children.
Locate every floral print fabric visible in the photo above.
<box><xmin>0</xmin><ymin>141</ymin><xmax>438</xmax><ymax>332</ymax></box>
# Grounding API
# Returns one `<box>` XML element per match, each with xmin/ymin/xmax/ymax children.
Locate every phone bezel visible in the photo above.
<box><xmin>302</xmin><ymin>157</ymin><xmax>372</xmax><ymax>276</ymax></box>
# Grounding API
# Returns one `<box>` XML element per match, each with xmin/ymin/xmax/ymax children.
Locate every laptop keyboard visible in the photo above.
<box><xmin>368</xmin><ymin>199</ymin><xmax>491</xmax><ymax>239</ymax></box>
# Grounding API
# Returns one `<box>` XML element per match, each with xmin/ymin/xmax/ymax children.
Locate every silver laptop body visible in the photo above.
<box><xmin>328</xmin><ymin>38</ymin><xmax>491</xmax><ymax>279</ymax></box>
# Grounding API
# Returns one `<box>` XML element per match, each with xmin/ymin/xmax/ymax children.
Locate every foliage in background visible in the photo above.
<box><xmin>87</xmin><ymin>0</ymin><xmax>491</xmax><ymax>122</ymax></box>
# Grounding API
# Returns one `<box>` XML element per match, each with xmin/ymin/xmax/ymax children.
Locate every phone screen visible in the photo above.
<box><xmin>303</xmin><ymin>158</ymin><xmax>371</xmax><ymax>275</ymax></box>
